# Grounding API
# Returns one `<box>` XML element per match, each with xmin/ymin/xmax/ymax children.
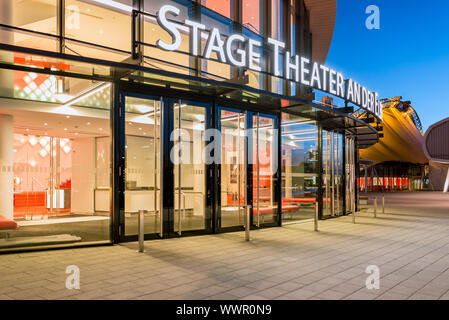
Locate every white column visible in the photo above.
<box><xmin>443</xmin><ymin>167</ymin><xmax>449</xmax><ymax>193</ymax></box>
<box><xmin>0</xmin><ymin>0</ymin><xmax>14</xmax><ymax>97</ymax></box>
<box><xmin>0</xmin><ymin>114</ymin><xmax>14</xmax><ymax>220</ymax></box>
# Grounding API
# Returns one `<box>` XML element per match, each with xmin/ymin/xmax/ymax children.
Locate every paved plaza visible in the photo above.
<box><xmin>1</xmin><ymin>192</ymin><xmax>449</xmax><ymax>300</ymax></box>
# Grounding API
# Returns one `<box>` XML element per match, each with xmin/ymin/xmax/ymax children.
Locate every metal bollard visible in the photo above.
<box><xmin>352</xmin><ymin>209</ymin><xmax>356</xmax><ymax>224</ymax></box>
<box><xmin>245</xmin><ymin>206</ymin><xmax>250</xmax><ymax>241</ymax></box>
<box><xmin>314</xmin><ymin>202</ymin><xmax>318</xmax><ymax>232</ymax></box>
<box><xmin>374</xmin><ymin>197</ymin><xmax>377</xmax><ymax>218</ymax></box>
<box><xmin>382</xmin><ymin>195</ymin><xmax>385</xmax><ymax>214</ymax></box>
<box><xmin>138</xmin><ymin>210</ymin><xmax>145</xmax><ymax>253</ymax></box>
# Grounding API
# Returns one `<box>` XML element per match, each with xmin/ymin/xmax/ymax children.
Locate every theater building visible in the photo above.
<box><xmin>0</xmin><ymin>0</ymin><xmax>381</xmax><ymax>252</ymax></box>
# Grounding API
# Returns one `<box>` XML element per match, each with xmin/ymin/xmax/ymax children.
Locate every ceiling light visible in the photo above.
<box><xmin>39</xmin><ymin>137</ymin><xmax>48</xmax><ymax>147</ymax></box>
<box><xmin>133</xmin><ymin>104</ymin><xmax>154</xmax><ymax>113</ymax></box>
<box><xmin>28</xmin><ymin>136</ymin><xmax>37</xmax><ymax>146</ymax></box>
<box><xmin>93</xmin><ymin>0</ymin><xmax>132</xmax><ymax>12</ymax></box>
<box><xmin>54</xmin><ymin>93</ymin><xmax>73</xmax><ymax>103</ymax></box>
<box><xmin>61</xmin><ymin>82</ymin><xmax>111</xmax><ymax>109</ymax></box>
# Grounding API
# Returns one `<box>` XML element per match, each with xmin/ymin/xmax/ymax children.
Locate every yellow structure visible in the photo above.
<box><xmin>360</xmin><ymin>97</ymin><xmax>427</xmax><ymax>165</ymax></box>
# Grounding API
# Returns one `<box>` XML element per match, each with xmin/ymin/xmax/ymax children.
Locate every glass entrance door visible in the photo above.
<box><xmin>123</xmin><ymin>95</ymin><xmax>161</xmax><ymax>237</ymax></box>
<box><xmin>252</xmin><ymin>113</ymin><xmax>278</xmax><ymax>226</ymax></box>
<box><xmin>322</xmin><ymin>130</ymin><xmax>344</xmax><ymax>217</ymax></box>
<box><xmin>173</xmin><ymin>101</ymin><xmax>208</xmax><ymax>234</ymax></box>
<box><xmin>219</xmin><ymin>109</ymin><xmax>247</xmax><ymax>229</ymax></box>
<box><xmin>345</xmin><ymin>136</ymin><xmax>356</xmax><ymax>214</ymax></box>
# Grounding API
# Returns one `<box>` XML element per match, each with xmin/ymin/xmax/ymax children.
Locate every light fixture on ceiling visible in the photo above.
<box><xmin>93</xmin><ymin>0</ymin><xmax>132</xmax><ymax>12</ymax></box>
<box><xmin>39</xmin><ymin>137</ymin><xmax>48</xmax><ymax>147</ymax></box>
<box><xmin>133</xmin><ymin>104</ymin><xmax>154</xmax><ymax>113</ymax></box>
<box><xmin>59</xmin><ymin>82</ymin><xmax>111</xmax><ymax>109</ymax></box>
<box><xmin>28</xmin><ymin>136</ymin><xmax>37</xmax><ymax>146</ymax></box>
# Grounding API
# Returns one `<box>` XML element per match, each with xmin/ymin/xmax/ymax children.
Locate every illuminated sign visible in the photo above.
<box><xmin>155</xmin><ymin>5</ymin><xmax>383</xmax><ymax>121</ymax></box>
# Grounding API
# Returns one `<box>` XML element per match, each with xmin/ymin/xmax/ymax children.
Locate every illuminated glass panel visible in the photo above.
<box><xmin>202</xmin><ymin>0</ymin><xmax>231</xmax><ymax>18</ymax></box>
<box><xmin>281</xmin><ymin>113</ymin><xmax>318</xmax><ymax>222</ymax></box>
<box><xmin>242</xmin><ymin>0</ymin><xmax>262</xmax><ymax>34</ymax></box>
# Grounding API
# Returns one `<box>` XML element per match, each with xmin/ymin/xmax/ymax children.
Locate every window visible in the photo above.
<box><xmin>0</xmin><ymin>71</ymin><xmax>111</xmax><ymax>250</ymax></box>
<box><xmin>0</xmin><ymin>0</ymin><xmax>58</xmax><ymax>51</ymax></box>
<box><xmin>242</xmin><ymin>0</ymin><xmax>262</xmax><ymax>34</ymax></box>
<box><xmin>202</xmin><ymin>0</ymin><xmax>231</xmax><ymax>18</ymax></box>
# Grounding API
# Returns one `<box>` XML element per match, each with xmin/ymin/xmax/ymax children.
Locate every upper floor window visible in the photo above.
<box><xmin>201</xmin><ymin>0</ymin><xmax>231</xmax><ymax>18</ymax></box>
<box><xmin>242</xmin><ymin>0</ymin><xmax>262</xmax><ymax>34</ymax></box>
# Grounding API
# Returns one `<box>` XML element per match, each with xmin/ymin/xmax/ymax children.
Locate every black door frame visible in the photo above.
<box><xmin>115</xmin><ymin>89</ymin><xmax>167</xmax><ymax>242</ymax></box>
<box><xmin>248</xmin><ymin>111</ymin><xmax>281</xmax><ymax>228</ymax></box>
<box><xmin>216</xmin><ymin>106</ymin><xmax>248</xmax><ymax>233</ymax></box>
<box><xmin>170</xmin><ymin>98</ymin><xmax>214</xmax><ymax>237</ymax></box>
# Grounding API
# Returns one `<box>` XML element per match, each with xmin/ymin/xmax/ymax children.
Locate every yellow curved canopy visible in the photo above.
<box><xmin>360</xmin><ymin>107</ymin><xmax>428</xmax><ymax>164</ymax></box>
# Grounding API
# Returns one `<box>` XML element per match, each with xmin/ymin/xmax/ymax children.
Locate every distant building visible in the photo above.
<box><xmin>423</xmin><ymin>118</ymin><xmax>449</xmax><ymax>192</ymax></box>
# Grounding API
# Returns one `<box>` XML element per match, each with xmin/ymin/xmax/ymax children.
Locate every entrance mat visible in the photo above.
<box><xmin>0</xmin><ymin>234</ymin><xmax>82</xmax><ymax>249</ymax></box>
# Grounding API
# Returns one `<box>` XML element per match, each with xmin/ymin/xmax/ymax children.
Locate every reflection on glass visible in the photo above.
<box><xmin>144</xmin><ymin>0</ymin><xmax>192</xmax><ymax>75</ymax></box>
<box><xmin>174</xmin><ymin>103</ymin><xmax>207</xmax><ymax>233</ymax></box>
<box><xmin>253</xmin><ymin>115</ymin><xmax>278</xmax><ymax>225</ymax></box>
<box><xmin>0</xmin><ymin>73</ymin><xmax>111</xmax><ymax>251</ymax></box>
<box><xmin>201</xmin><ymin>7</ymin><xmax>232</xmax><ymax>80</ymax></box>
<box><xmin>65</xmin><ymin>0</ymin><xmax>132</xmax><ymax>61</ymax></box>
<box><xmin>124</xmin><ymin>97</ymin><xmax>161</xmax><ymax>235</ymax></box>
<box><xmin>281</xmin><ymin>113</ymin><xmax>318</xmax><ymax>222</ymax></box>
<box><xmin>220</xmin><ymin>110</ymin><xmax>246</xmax><ymax>228</ymax></box>
<box><xmin>0</xmin><ymin>0</ymin><xmax>57</xmax><ymax>51</ymax></box>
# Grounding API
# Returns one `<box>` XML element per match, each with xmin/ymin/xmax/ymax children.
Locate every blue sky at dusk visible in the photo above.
<box><xmin>325</xmin><ymin>0</ymin><xmax>449</xmax><ymax>131</ymax></box>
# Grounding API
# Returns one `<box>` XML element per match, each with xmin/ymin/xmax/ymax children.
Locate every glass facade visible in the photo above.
<box><xmin>0</xmin><ymin>0</ymin><xmax>367</xmax><ymax>252</ymax></box>
<box><xmin>0</xmin><ymin>74</ymin><xmax>112</xmax><ymax>250</ymax></box>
